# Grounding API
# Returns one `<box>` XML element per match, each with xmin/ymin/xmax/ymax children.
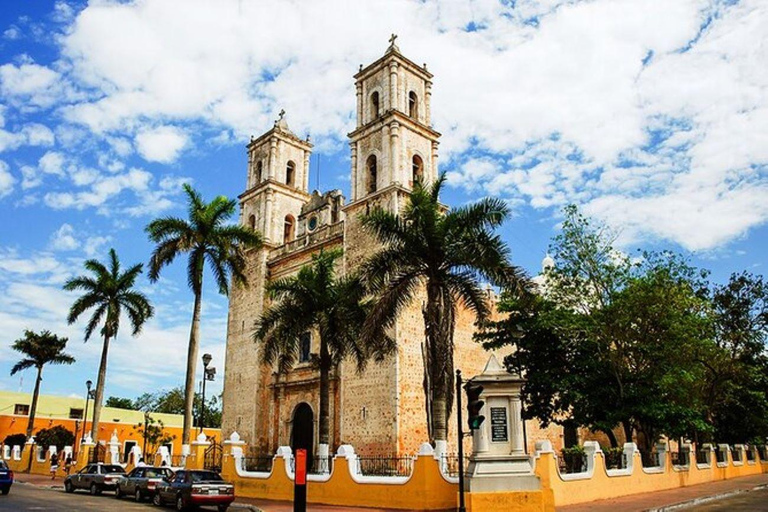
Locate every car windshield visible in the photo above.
<box><xmin>102</xmin><ymin>465</ymin><xmax>125</xmax><ymax>474</ymax></box>
<box><xmin>190</xmin><ymin>471</ymin><xmax>223</xmax><ymax>483</ymax></box>
<box><xmin>145</xmin><ymin>468</ymin><xmax>173</xmax><ymax>478</ymax></box>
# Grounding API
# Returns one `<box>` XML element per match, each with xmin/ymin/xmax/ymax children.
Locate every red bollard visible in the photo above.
<box><xmin>294</xmin><ymin>449</ymin><xmax>307</xmax><ymax>512</ymax></box>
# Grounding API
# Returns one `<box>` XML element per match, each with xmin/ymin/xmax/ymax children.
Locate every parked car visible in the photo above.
<box><xmin>64</xmin><ymin>463</ymin><xmax>126</xmax><ymax>495</ymax></box>
<box><xmin>115</xmin><ymin>466</ymin><xmax>174</xmax><ymax>502</ymax></box>
<box><xmin>0</xmin><ymin>460</ymin><xmax>13</xmax><ymax>495</ymax></box>
<box><xmin>152</xmin><ymin>469</ymin><xmax>234</xmax><ymax>511</ymax></box>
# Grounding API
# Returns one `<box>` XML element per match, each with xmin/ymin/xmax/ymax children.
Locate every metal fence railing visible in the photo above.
<box><xmin>356</xmin><ymin>456</ymin><xmax>413</xmax><ymax>477</ymax></box>
<box><xmin>640</xmin><ymin>451</ymin><xmax>660</xmax><ymax>468</ymax></box>
<box><xmin>696</xmin><ymin>449</ymin><xmax>710</xmax><ymax>465</ymax></box>
<box><xmin>715</xmin><ymin>448</ymin><xmax>726</xmax><ymax>464</ymax></box>
<box><xmin>604</xmin><ymin>450</ymin><xmax>627</xmax><ymax>470</ymax></box>
<box><xmin>731</xmin><ymin>446</ymin><xmax>743</xmax><ymax>463</ymax></box>
<box><xmin>745</xmin><ymin>447</ymin><xmax>755</xmax><ymax>462</ymax></box>
<box><xmin>671</xmin><ymin>450</ymin><xmax>689</xmax><ymax>466</ymax></box>
<box><xmin>758</xmin><ymin>446</ymin><xmax>768</xmax><ymax>462</ymax></box>
<box><xmin>243</xmin><ymin>455</ymin><xmax>273</xmax><ymax>473</ymax></box>
<box><xmin>558</xmin><ymin>452</ymin><xmax>588</xmax><ymax>474</ymax></box>
<box><xmin>440</xmin><ymin>454</ymin><xmax>471</xmax><ymax>478</ymax></box>
<box><xmin>170</xmin><ymin>455</ymin><xmax>185</xmax><ymax>467</ymax></box>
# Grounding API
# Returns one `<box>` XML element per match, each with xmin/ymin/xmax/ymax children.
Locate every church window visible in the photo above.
<box><xmin>255</xmin><ymin>160</ymin><xmax>263</xmax><ymax>183</ymax></box>
<box><xmin>408</xmin><ymin>91</ymin><xmax>418</xmax><ymax>119</ymax></box>
<box><xmin>412</xmin><ymin>155</ymin><xmax>424</xmax><ymax>185</ymax></box>
<box><xmin>248</xmin><ymin>214</ymin><xmax>256</xmax><ymax>232</ymax></box>
<box><xmin>371</xmin><ymin>91</ymin><xmax>380</xmax><ymax>120</ymax></box>
<box><xmin>299</xmin><ymin>332</ymin><xmax>311</xmax><ymax>363</ymax></box>
<box><xmin>284</xmin><ymin>215</ymin><xmax>295</xmax><ymax>244</ymax></box>
<box><xmin>308</xmin><ymin>216</ymin><xmax>318</xmax><ymax>232</ymax></box>
<box><xmin>366</xmin><ymin>155</ymin><xmax>377</xmax><ymax>194</ymax></box>
<box><xmin>286</xmin><ymin>161</ymin><xmax>296</xmax><ymax>186</ymax></box>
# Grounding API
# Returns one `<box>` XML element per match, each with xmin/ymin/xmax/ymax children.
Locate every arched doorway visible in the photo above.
<box><xmin>291</xmin><ymin>403</ymin><xmax>314</xmax><ymax>468</ymax></box>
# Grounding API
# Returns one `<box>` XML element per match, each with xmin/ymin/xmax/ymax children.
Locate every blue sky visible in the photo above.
<box><xmin>0</xmin><ymin>0</ymin><xmax>766</xmax><ymax>404</ymax></box>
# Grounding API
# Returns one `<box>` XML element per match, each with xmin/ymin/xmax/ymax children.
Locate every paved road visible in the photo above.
<box><xmin>0</xmin><ymin>483</ymin><xmax>234</xmax><ymax>511</ymax></box>
<box><xmin>685</xmin><ymin>487</ymin><xmax>768</xmax><ymax>511</ymax></box>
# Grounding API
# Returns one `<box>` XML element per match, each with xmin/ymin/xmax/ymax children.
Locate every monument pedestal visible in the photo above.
<box><xmin>464</xmin><ymin>355</ymin><xmax>554</xmax><ymax>511</ymax></box>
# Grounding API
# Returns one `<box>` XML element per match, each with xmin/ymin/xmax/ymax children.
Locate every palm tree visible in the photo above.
<box><xmin>145</xmin><ymin>184</ymin><xmax>262</xmax><ymax>445</ymax></box>
<box><xmin>10</xmin><ymin>330</ymin><xmax>75</xmax><ymax>439</ymax></box>
<box><xmin>65</xmin><ymin>248</ymin><xmax>154</xmax><ymax>443</ymax></box>
<box><xmin>360</xmin><ymin>174</ymin><xmax>528</xmax><ymax>444</ymax></box>
<box><xmin>255</xmin><ymin>249</ymin><xmax>393</xmax><ymax>451</ymax></box>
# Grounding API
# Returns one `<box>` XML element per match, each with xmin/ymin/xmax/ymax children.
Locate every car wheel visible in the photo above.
<box><xmin>64</xmin><ymin>481</ymin><xmax>74</xmax><ymax>493</ymax></box>
<box><xmin>217</xmin><ymin>505</ymin><xmax>229</xmax><ymax>512</ymax></box>
<box><xmin>153</xmin><ymin>492</ymin><xmax>163</xmax><ymax>506</ymax></box>
<box><xmin>175</xmin><ymin>494</ymin><xmax>186</xmax><ymax>511</ymax></box>
<box><xmin>1</xmin><ymin>487</ymin><xmax>9</xmax><ymax>496</ymax></box>
<box><xmin>115</xmin><ymin>485</ymin><xmax>122</xmax><ymax>498</ymax></box>
<box><xmin>90</xmin><ymin>483</ymin><xmax>98</xmax><ymax>495</ymax></box>
<box><xmin>135</xmin><ymin>488</ymin><xmax>143</xmax><ymax>502</ymax></box>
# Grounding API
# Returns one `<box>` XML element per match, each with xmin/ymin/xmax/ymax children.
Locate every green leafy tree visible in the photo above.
<box><xmin>479</xmin><ymin>206</ymin><xmax>713</xmax><ymax>449</ymax></box>
<box><xmin>134</xmin><ymin>414</ymin><xmax>175</xmax><ymax>458</ymax></box>
<box><xmin>146</xmin><ymin>184</ymin><xmax>262</xmax><ymax>445</ymax></box>
<box><xmin>105</xmin><ymin>397</ymin><xmax>135</xmax><ymax>409</ymax></box>
<box><xmin>3</xmin><ymin>433</ymin><xmax>27</xmax><ymax>446</ymax></box>
<box><xmin>360</xmin><ymin>175</ymin><xmax>527</xmax><ymax>442</ymax></box>
<box><xmin>65</xmin><ymin>248</ymin><xmax>154</xmax><ymax>443</ymax></box>
<box><xmin>704</xmin><ymin>272</ymin><xmax>768</xmax><ymax>443</ymax></box>
<box><xmin>256</xmin><ymin>249</ymin><xmax>393</xmax><ymax>448</ymax></box>
<box><xmin>131</xmin><ymin>387</ymin><xmax>222</xmax><ymax>428</ymax></box>
<box><xmin>33</xmin><ymin>425</ymin><xmax>75</xmax><ymax>451</ymax></box>
<box><xmin>9</xmin><ymin>330</ymin><xmax>75</xmax><ymax>438</ymax></box>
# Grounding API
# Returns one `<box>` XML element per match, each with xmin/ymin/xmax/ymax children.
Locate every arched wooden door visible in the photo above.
<box><xmin>291</xmin><ymin>402</ymin><xmax>314</xmax><ymax>468</ymax></box>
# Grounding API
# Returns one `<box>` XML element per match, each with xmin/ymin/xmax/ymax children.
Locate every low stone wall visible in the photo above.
<box><xmin>534</xmin><ymin>441</ymin><xmax>768</xmax><ymax>507</ymax></box>
<box><xmin>221</xmin><ymin>437</ymin><xmax>458</xmax><ymax>510</ymax></box>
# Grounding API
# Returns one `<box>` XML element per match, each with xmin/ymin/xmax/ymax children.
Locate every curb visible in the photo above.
<box><xmin>15</xmin><ymin>480</ymin><xmax>65</xmax><ymax>490</ymax></box>
<box><xmin>647</xmin><ymin>483</ymin><xmax>768</xmax><ymax>511</ymax></box>
<box><xmin>231</xmin><ymin>504</ymin><xmax>264</xmax><ymax>512</ymax></box>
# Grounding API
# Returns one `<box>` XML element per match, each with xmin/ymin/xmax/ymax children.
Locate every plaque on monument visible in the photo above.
<box><xmin>490</xmin><ymin>407</ymin><xmax>508</xmax><ymax>442</ymax></box>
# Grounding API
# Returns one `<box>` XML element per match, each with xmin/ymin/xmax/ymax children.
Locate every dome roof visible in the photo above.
<box><xmin>542</xmin><ymin>253</ymin><xmax>555</xmax><ymax>270</ymax></box>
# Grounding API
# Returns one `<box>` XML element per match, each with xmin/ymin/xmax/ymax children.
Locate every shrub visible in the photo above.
<box><xmin>3</xmin><ymin>433</ymin><xmax>26</xmax><ymax>446</ymax></box>
<box><xmin>34</xmin><ymin>426</ymin><xmax>74</xmax><ymax>451</ymax></box>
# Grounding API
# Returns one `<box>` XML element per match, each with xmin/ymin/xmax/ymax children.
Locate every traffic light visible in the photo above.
<box><xmin>464</xmin><ymin>381</ymin><xmax>485</xmax><ymax>430</ymax></box>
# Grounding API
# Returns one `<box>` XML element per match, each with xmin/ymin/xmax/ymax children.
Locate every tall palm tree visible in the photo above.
<box><xmin>255</xmin><ymin>249</ymin><xmax>393</xmax><ymax>450</ymax></box>
<box><xmin>65</xmin><ymin>248</ymin><xmax>154</xmax><ymax>442</ymax></box>
<box><xmin>10</xmin><ymin>330</ymin><xmax>75</xmax><ymax>439</ymax></box>
<box><xmin>146</xmin><ymin>184</ymin><xmax>262</xmax><ymax>445</ymax></box>
<box><xmin>360</xmin><ymin>174</ymin><xmax>528</xmax><ymax>443</ymax></box>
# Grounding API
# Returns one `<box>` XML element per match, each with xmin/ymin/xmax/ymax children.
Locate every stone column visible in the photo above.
<box><xmin>431</xmin><ymin>141</ymin><xmax>439</xmax><ymax>183</ymax></box>
<box><xmin>510</xmin><ymin>394</ymin><xmax>525</xmax><ymax>455</ymax></box>
<box><xmin>389</xmin><ymin>62</ymin><xmax>399</xmax><ymax>112</ymax></box>
<box><xmin>268</xmin><ymin>137</ymin><xmax>277</xmax><ymax>180</ymax></box>
<box><xmin>390</xmin><ymin>121</ymin><xmax>400</xmax><ymax>183</ymax></box>
<box><xmin>356</xmin><ymin>83</ymin><xmax>363</xmax><ymax>126</ymax></box>
<box><xmin>425</xmin><ymin>81</ymin><xmax>432</xmax><ymax>125</ymax></box>
<box><xmin>264</xmin><ymin>189</ymin><xmax>274</xmax><ymax>243</ymax></box>
<box><xmin>350</xmin><ymin>142</ymin><xmax>358</xmax><ymax>199</ymax></box>
<box><xmin>303</xmin><ymin>150</ymin><xmax>310</xmax><ymax>191</ymax></box>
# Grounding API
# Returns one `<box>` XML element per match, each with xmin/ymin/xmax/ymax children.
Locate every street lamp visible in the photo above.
<box><xmin>75</xmin><ymin>380</ymin><xmax>93</xmax><ymax>456</ymax></box>
<box><xmin>199</xmin><ymin>354</ymin><xmax>215</xmax><ymax>434</ymax></box>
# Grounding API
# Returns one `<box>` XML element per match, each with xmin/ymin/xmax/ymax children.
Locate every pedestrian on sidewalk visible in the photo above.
<box><xmin>50</xmin><ymin>452</ymin><xmax>59</xmax><ymax>480</ymax></box>
<box><xmin>64</xmin><ymin>454</ymin><xmax>73</xmax><ymax>476</ymax></box>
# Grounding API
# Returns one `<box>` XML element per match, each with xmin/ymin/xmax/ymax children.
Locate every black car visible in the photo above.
<box><xmin>115</xmin><ymin>466</ymin><xmax>174</xmax><ymax>501</ymax></box>
<box><xmin>0</xmin><ymin>460</ymin><xmax>13</xmax><ymax>495</ymax></box>
<box><xmin>64</xmin><ymin>463</ymin><xmax>126</xmax><ymax>495</ymax></box>
<box><xmin>152</xmin><ymin>469</ymin><xmax>234</xmax><ymax>511</ymax></box>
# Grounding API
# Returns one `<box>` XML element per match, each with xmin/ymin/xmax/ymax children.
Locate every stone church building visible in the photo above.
<box><xmin>221</xmin><ymin>40</ymin><xmax>564</xmax><ymax>457</ymax></box>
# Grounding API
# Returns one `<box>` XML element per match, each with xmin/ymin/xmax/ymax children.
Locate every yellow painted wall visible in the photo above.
<box><xmin>535</xmin><ymin>445</ymin><xmax>768</xmax><ymax>507</ymax></box>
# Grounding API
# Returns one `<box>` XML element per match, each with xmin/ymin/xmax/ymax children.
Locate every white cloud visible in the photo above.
<box><xmin>49</xmin><ymin>223</ymin><xmax>79</xmax><ymax>251</ymax></box>
<box><xmin>134</xmin><ymin>125</ymin><xmax>187</xmax><ymax>163</ymax></box>
<box><xmin>0</xmin><ymin>160</ymin><xmax>14</xmax><ymax>197</ymax></box>
<box><xmin>0</xmin><ymin>61</ymin><xmax>69</xmax><ymax>109</ymax></box>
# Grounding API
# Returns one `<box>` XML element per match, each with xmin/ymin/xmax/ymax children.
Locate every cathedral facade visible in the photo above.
<box><xmin>221</xmin><ymin>41</ymin><xmax>564</xmax><ymax>457</ymax></box>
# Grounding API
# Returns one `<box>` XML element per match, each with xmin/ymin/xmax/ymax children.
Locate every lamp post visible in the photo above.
<box><xmin>199</xmin><ymin>354</ymin><xmax>215</xmax><ymax>435</ymax></box>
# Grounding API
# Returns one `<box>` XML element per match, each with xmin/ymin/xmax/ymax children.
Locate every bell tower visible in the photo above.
<box><xmin>347</xmin><ymin>35</ymin><xmax>440</xmax><ymax>204</ymax></box>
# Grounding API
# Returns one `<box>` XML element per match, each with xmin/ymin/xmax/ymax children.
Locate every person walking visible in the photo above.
<box><xmin>64</xmin><ymin>454</ymin><xmax>73</xmax><ymax>476</ymax></box>
<box><xmin>50</xmin><ymin>452</ymin><xmax>59</xmax><ymax>480</ymax></box>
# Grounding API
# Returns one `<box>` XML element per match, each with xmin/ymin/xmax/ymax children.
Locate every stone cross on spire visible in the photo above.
<box><xmin>387</xmin><ymin>33</ymin><xmax>400</xmax><ymax>53</ymax></box>
<box><xmin>278</xmin><ymin>109</ymin><xmax>285</xmax><ymax>120</ymax></box>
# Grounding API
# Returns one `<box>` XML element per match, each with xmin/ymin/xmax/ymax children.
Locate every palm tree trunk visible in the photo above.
<box><xmin>26</xmin><ymin>366</ymin><xmax>43</xmax><ymax>439</ymax></box>
<box><xmin>90</xmin><ymin>333</ymin><xmax>111</xmax><ymax>442</ymax></box>
<box><xmin>318</xmin><ymin>339</ymin><xmax>331</xmax><ymax>447</ymax></box>
<box><xmin>424</xmin><ymin>282</ymin><xmax>455</xmax><ymax>442</ymax></box>
<box><xmin>182</xmin><ymin>290</ymin><xmax>203</xmax><ymax>445</ymax></box>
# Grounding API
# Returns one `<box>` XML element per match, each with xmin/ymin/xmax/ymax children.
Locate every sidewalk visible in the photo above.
<box><xmin>558</xmin><ymin>473</ymin><xmax>768</xmax><ymax>512</ymax></box>
<box><xmin>233</xmin><ymin>497</ymin><xmax>419</xmax><ymax>512</ymax></box>
<box><xmin>14</xmin><ymin>472</ymin><xmax>65</xmax><ymax>489</ymax></box>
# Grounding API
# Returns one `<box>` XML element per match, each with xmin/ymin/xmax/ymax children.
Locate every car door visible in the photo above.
<box><xmin>164</xmin><ymin>470</ymin><xmax>185</xmax><ymax>501</ymax></box>
<box><xmin>127</xmin><ymin>467</ymin><xmax>140</xmax><ymax>493</ymax></box>
<box><xmin>133</xmin><ymin>467</ymin><xmax>145</xmax><ymax>493</ymax></box>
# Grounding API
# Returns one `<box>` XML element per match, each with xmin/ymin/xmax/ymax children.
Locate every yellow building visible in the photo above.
<box><xmin>0</xmin><ymin>390</ymin><xmax>220</xmax><ymax>458</ymax></box>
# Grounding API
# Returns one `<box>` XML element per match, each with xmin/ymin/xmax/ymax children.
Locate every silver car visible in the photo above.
<box><xmin>64</xmin><ymin>463</ymin><xmax>126</xmax><ymax>495</ymax></box>
<box><xmin>115</xmin><ymin>466</ymin><xmax>174</xmax><ymax>502</ymax></box>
